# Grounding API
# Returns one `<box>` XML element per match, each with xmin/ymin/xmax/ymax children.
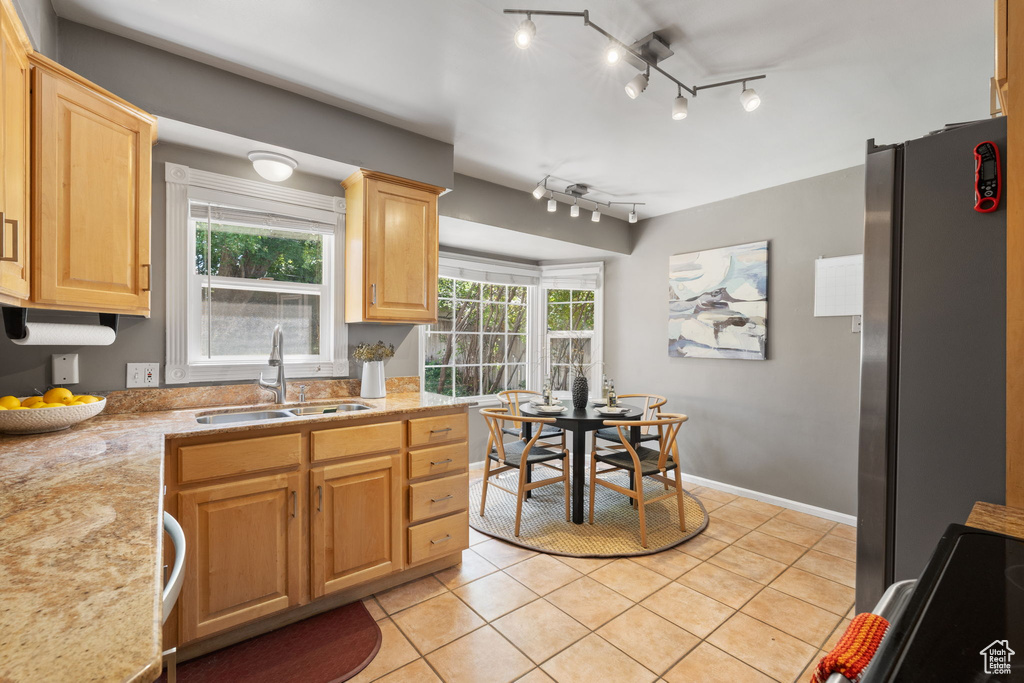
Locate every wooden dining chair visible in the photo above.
<box><xmin>479</xmin><ymin>407</ymin><xmax>570</xmax><ymax>537</ymax></box>
<box><xmin>498</xmin><ymin>389</ymin><xmax>567</xmax><ymax>449</ymax></box>
<box><xmin>588</xmin><ymin>413</ymin><xmax>689</xmax><ymax>548</ymax></box>
<box><xmin>591</xmin><ymin>393</ymin><xmax>667</xmax><ymax>457</ymax></box>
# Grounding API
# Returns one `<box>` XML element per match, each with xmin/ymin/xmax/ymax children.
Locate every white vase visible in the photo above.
<box><xmin>360</xmin><ymin>360</ymin><xmax>386</xmax><ymax>399</ymax></box>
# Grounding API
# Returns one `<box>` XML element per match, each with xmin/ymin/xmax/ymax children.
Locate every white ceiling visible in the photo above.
<box><xmin>52</xmin><ymin>0</ymin><xmax>994</xmax><ymax>218</ymax></box>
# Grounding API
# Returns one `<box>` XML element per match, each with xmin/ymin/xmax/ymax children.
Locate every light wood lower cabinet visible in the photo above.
<box><xmin>310</xmin><ymin>453</ymin><xmax>402</xmax><ymax>598</ymax></box>
<box><xmin>177</xmin><ymin>472</ymin><xmax>302</xmax><ymax>642</ymax></box>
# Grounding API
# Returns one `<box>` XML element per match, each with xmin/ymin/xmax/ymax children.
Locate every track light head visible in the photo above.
<box><xmin>629</xmin><ymin>207</ymin><xmax>638</xmax><ymax>223</ymax></box>
<box><xmin>514</xmin><ymin>18</ymin><xmax>536</xmax><ymax>49</ymax></box>
<box><xmin>591</xmin><ymin>208</ymin><xmax>601</xmax><ymax>223</ymax></box>
<box><xmin>740</xmin><ymin>86</ymin><xmax>761</xmax><ymax>112</ymax></box>
<box><xmin>624</xmin><ymin>71</ymin><xmax>649</xmax><ymax>99</ymax></box>
<box><xmin>605</xmin><ymin>40</ymin><xmax>622</xmax><ymax>64</ymax></box>
<box><xmin>532</xmin><ymin>184</ymin><xmax>545</xmax><ymax>200</ymax></box>
<box><xmin>570</xmin><ymin>201</ymin><xmax>580</xmax><ymax>218</ymax></box>
<box><xmin>672</xmin><ymin>94</ymin><xmax>688</xmax><ymax>120</ymax></box>
<box><xmin>547</xmin><ymin>197</ymin><xmax>557</xmax><ymax>212</ymax></box>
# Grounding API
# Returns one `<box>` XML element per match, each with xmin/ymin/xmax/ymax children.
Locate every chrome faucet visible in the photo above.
<box><xmin>258</xmin><ymin>324</ymin><xmax>287</xmax><ymax>404</ymax></box>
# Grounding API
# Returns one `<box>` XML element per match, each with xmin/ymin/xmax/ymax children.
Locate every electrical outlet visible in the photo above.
<box><xmin>51</xmin><ymin>354</ymin><xmax>79</xmax><ymax>384</ymax></box>
<box><xmin>127</xmin><ymin>363</ymin><xmax>160</xmax><ymax>388</ymax></box>
<box><xmin>852</xmin><ymin>315</ymin><xmax>862</xmax><ymax>333</ymax></box>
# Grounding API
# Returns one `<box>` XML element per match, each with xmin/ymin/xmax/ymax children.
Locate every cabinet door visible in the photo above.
<box><xmin>31</xmin><ymin>64</ymin><xmax>153</xmax><ymax>314</ymax></box>
<box><xmin>0</xmin><ymin>5</ymin><xmax>28</xmax><ymax>301</ymax></box>
<box><xmin>364</xmin><ymin>178</ymin><xmax>438</xmax><ymax>322</ymax></box>
<box><xmin>311</xmin><ymin>453</ymin><xmax>402</xmax><ymax>598</ymax></box>
<box><xmin>178</xmin><ymin>473</ymin><xmax>301</xmax><ymax>643</ymax></box>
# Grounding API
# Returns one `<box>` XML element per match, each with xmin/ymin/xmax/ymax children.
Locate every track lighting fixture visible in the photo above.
<box><xmin>514</xmin><ymin>16</ymin><xmax>536</xmax><ymax>49</ymax></box>
<box><xmin>672</xmin><ymin>91</ymin><xmax>688</xmax><ymax>120</ymax></box>
<box><xmin>624</xmin><ymin>68</ymin><xmax>649</xmax><ymax>100</ymax></box>
<box><xmin>532</xmin><ymin>177</ymin><xmax>548</xmax><ymax>199</ymax></box>
<box><xmin>740</xmin><ymin>83</ymin><xmax>761</xmax><ymax>112</ymax></box>
<box><xmin>531</xmin><ymin>175</ymin><xmax>645</xmax><ymax>223</ymax></box>
<box><xmin>605</xmin><ymin>40</ymin><xmax>622</xmax><ymax>64</ymax></box>
<box><xmin>504</xmin><ymin>8</ymin><xmax>766</xmax><ymax>119</ymax></box>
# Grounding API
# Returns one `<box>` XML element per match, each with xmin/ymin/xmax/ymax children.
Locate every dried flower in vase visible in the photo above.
<box><xmin>353</xmin><ymin>341</ymin><xmax>396</xmax><ymax>363</ymax></box>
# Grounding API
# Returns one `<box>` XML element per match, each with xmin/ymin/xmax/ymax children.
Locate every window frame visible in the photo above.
<box><xmin>541</xmin><ymin>262</ymin><xmax>605</xmax><ymax>397</ymax></box>
<box><xmin>165</xmin><ymin>162</ymin><xmax>348</xmax><ymax>383</ymax></box>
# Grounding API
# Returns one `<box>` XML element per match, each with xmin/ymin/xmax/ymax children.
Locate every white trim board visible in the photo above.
<box><xmin>467</xmin><ymin>461</ymin><xmax>856</xmax><ymax>527</ymax></box>
<box><xmin>678</xmin><ymin>473</ymin><xmax>857</xmax><ymax>527</ymax></box>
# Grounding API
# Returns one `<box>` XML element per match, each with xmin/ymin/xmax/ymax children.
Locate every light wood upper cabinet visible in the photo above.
<box><xmin>177</xmin><ymin>472</ymin><xmax>302</xmax><ymax>642</ymax></box>
<box><xmin>310</xmin><ymin>453</ymin><xmax>402</xmax><ymax>598</ymax></box>
<box><xmin>28</xmin><ymin>54</ymin><xmax>155</xmax><ymax>316</ymax></box>
<box><xmin>343</xmin><ymin>169</ymin><xmax>443</xmax><ymax>323</ymax></box>
<box><xmin>0</xmin><ymin>0</ymin><xmax>29</xmax><ymax>304</ymax></box>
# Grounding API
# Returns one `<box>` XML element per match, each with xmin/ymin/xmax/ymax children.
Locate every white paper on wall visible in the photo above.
<box><xmin>814</xmin><ymin>254</ymin><xmax>863</xmax><ymax>317</ymax></box>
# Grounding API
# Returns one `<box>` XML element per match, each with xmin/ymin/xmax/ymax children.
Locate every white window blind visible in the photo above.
<box><xmin>439</xmin><ymin>253</ymin><xmax>541</xmax><ymax>286</ymax></box>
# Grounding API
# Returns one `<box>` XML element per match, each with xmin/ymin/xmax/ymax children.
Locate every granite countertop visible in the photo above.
<box><xmin>0</xmin><ymin>391</ymin><xmax>472</xmax><ymax>683</ymax></box>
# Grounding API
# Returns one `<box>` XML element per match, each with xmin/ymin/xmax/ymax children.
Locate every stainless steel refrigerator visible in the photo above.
<box><xmin>857</xmin><ymin>116</ymin><xmax>1006</xmax><ymax>611</ymax></box>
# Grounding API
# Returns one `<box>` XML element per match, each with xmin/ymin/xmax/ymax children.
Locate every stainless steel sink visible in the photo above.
<box><xmin>288</xmin><ymin>403</ymin><xmax>372</xmax><ymax>416</ymax></box>
<box><xmin>196</xmin><ymin>410</ymin><xmax>294</xmax><ymax>425</ymax></box>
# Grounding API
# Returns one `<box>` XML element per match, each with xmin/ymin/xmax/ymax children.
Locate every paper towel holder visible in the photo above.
<box><xmin>2</xmin><ymin>306</ymin><xmax>119</xmax><ymax>342</ymax></box>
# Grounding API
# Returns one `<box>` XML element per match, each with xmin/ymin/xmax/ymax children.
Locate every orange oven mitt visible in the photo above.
<box><xmin>812</xmin><ymin>613</ymin><xmax>890</xmax><ymax>683</ymax></box>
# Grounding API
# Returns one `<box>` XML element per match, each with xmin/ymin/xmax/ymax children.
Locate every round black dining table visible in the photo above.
<box><xmin>518</xmin><ymin>401</ymin><xmax>643</xmax><ymax>524</ymax></box>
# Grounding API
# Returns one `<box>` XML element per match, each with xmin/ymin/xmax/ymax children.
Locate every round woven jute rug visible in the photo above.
<box><xmin>469</xmin><ymin>469</ymin><xmax>708</xmax><ymax>557</ymax></box>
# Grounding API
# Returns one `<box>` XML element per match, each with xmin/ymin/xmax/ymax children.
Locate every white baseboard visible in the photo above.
<box><xmin>679</xmin><ymin>472</ymin><xmax>857</xmax><ymax>527</ymax></box>
<box><xmin>469</xmin><ymin>457</ymin><xmax>856</xmax><ymax>527</ymax></box>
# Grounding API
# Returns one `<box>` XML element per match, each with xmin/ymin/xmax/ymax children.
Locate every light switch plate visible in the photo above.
<box><xmin>127</xmin><ymin>362</ymin><xmax>160</xmax><ymax>388</ymax></box>
<box><xmin>852</xmin><ymin>315</ymin><xmax>862</xmax><ymax>333</ymax></box>
<box><xmin>51</xmin><ymin>354</ymin><xmax>79</xmax><ymax>385</ymax></box>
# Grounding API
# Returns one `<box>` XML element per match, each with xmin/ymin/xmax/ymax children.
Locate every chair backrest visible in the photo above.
<box><xmin>480</xmin><ymin>406</ymin><xmax>556</xmax><ymax>463</ymax></box>
<box><xmin>617</xmin><ymin>394</ymin><xmax>668</xmax><ymax>435</ymax></box>
<box><xmin>498</xmin><ymin>390</ymin><xmax>541</xmax><ymax>419</ymax></box>
<box><xmin>603</xmin><ymin>412</ymin><xmax>688</xmax><ymax>471</ymax></box>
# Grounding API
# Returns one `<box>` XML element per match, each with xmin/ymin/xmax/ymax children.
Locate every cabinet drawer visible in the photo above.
<box><xmin>408</xmin><ymin>442</ymin><xmax>468</xmax><ymax>480</ymax></box>
<box><xmin>178</xmin><ymin>433</ymin><xmax>301</xmax><ymax>484</ymax></box>
<box><xmin>409</xmin><ymin>473</ymin><xmax>468</xmax><ymax>523</ymax></box>
<box><xmin>408</xmin><ymin>512</ymin><xmax>469</xmax><ymax>565</ymax></box>
<box><xmin>408</xmin><ymin>413</ymin><xmax>467</xmax><ymax>448</ymax></box>
<box><xmin>311</xmin><ymin>421</ymin><xmax>402</xmax><ymax>462</ymax></box>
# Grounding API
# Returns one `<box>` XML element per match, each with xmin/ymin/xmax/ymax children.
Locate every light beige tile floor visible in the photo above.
<box><xmin>359</xmin><ymin>478</ymin><xmax>856</xmax><ymax>683</ymax></box>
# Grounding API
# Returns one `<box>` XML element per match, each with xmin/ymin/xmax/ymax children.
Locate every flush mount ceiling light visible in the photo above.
<box><xmin>532</xmin><ymin>176</ymin><xmax>646</xmax><ymax>223</ymax></box>
<box><xmin>514</xmin><ymin>16</ymin><xmax>536</xmax><ymax>49</ymax></box>
<box><xmin>248</xmin><ymin>151</ymin><xmax>297</xmax><ymax>182</ymax></box>
<box><xmin>504</xmin><ymin>8</ymin><xmax>767</xmax><ymax>119</ymax></box>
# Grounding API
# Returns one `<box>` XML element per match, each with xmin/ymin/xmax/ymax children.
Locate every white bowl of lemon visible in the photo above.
<box><xmin>0</xmin><ymin>388</ymin><xmax>106</xmax><ymax>434</ymax></box>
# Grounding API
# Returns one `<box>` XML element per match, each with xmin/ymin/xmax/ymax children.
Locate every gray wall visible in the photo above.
<box><xmin>0</xmin><ymin>143</ymin><xmax>418</xmax><ymax>396</ymax></box>
<box><xmin>56</xmin><ymin>20</ymin><xmax>454</xmax><ymax>190</ymax></box>
<box><xmin>604</xmin><ymin>167</ymin><xmax>864</xmax><ymax>515</ymax></box>
<box><xmin>11</xmin><ymin>0</ymin><xmax>57</xmax><ymax>57</ymax></box>
<box><xmin>442</xmin><ymin>174</ymin><xmax>631</xmax><ymax>255</ymax></box>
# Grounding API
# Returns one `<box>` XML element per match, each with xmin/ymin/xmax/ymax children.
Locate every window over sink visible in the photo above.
<box><xmin>165</xmin><ymin>163</ymin><xmax>347</xmax><ymax>383</ymax></box>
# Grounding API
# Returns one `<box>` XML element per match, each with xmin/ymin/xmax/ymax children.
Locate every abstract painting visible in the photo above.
<box><xmin>668</xmin><ymin>240</ymin><xmax>768</xmax><ymax>360</ymax></box>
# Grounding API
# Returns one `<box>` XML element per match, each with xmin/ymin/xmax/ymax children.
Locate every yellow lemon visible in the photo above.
<box><xmin>0</xmin><ymin>405</ymin><xmax>6</xmax><ymax>410</ymax></box>
<box><xmin>77</xmin><ymin>395</ymin><xmax>101</xmax><ymax>404</ymax></box>
<box><xmin>65</xmin><ymin>401</ymin><xmax>85</xmax><ymax>406</ymax></box>
<box><xmin>43</xmin><ymin>387</ymin><xmax>73</xmax><ymax>404</ymax></box>
<box><xmin>0</xmin><ymin>396</ymin><xmax>20</xmax><ymax>410</ymax></box>
<box><xmin>9</xmin><ymin>406</ymin><xmax>28</xmax><ymax>410</ymax></box>
<box><xmin>20</xmin><ymin>396</ymin><xmax>44</xmax><ymax>407</ymax></box>
<box><xmin>29</xmin><ymin>402</ymin><xmax>50</xmax><ymax>409</ymax></box>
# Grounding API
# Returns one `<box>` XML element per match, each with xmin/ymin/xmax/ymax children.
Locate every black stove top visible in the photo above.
<box><xmin>865</xmin><ymin>524</ymin><xmax>1024</xmax><ymax>682</ymax></box>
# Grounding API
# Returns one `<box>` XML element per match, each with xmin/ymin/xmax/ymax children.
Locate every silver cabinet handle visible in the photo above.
<box><xmin>317</xmin><ymin>485</ymin><xmax>323</xmax><ymax>512</ymax></box>
<box><xmin>430</xmin><ymin>427</ymin><xmax>452</xmax><ymax>434</ymax></box>
<box><xmin>431</xmin><ymin>494</ymin><xmax>453</xmax><ymax>503</ymax></box>
<box><xmin>371</xmin><ymin>283</ymin><xmax>376</xmax><ymax>305</ymax></box>
<box><xmin>430</xmin><ymin>534</ymin><xmax>451</xmax><ymax>545</ymax></box>
<box><xmin>292</xmin><ymin>490</ymin><xmax>297</xmax><ymax>517</ymax></box>
<box><xmin>430</xmin><ymin>458</ymin><xmax>453</xmax><ymax>466</ymax></box>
